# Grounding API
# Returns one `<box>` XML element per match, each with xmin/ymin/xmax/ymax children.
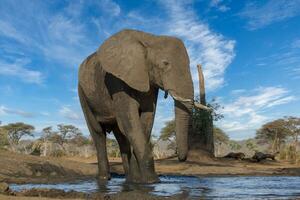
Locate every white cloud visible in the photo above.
<box><xmin>100</xmin><ymin>0</ymin><xmax>121</xmax><ymax>17</ymax></box>
<box><xmin>161</xmin><ymin>0</ymin><xmax>235</xmax><ymax>91</ymax></box>
<box><xmin>59</xmin><ymin>106</ymin><xmax>83</xmax><ymax>121</ymax></box>
<box><xmin>230</xmin><ymin>89</ymin><xmax>246</xmax><ymax>95</ymax></box>
<box><xmin>0</xmin><ymin>105</ymin><xmax>35</xmax><ymax>118</ymax></box>
<box><xmin>0</xmin><ymin>1</ymin><xmax>95</xmax><ymax>69</ymax></box>
<box><xmin>40</xmin><ymin>112</ymin><xmax>50</xmax><ymax>117</ymax></box>
<box><xmin>0</xmin><ymin>20</ymin><xmax>29</xmax><ymax>44</ymax></box>
<box><xmin>0</xmin><ymin>59</ymin><xmax>44</xmax><ymax>84</ymax></box>
<box><xmin>292</xmin><ymin>39</ymin><xmax>300</xmax><ymax>49</ymax></box>
<box><xmin>218</xmin><ymin>86</ymin><xmax>296</xmax><ymax>139</ymax></box>
<box><xmin>254</xmin><ymin>40</ymin><xmax>300</xmax><ymax>80</ymax></box>
<box><xmin>210</xmin><ymin>0</ymin><xmax>230</xmax><ymax>12</ymax></box>
<box><xmin>240</xmin><ymin>0</ymin><xmax>300</xmax><ymax>30</ymax></box>
<box><xmin>48</xmin><ymin>15</ymin><xmax>86</xmax><ymax>45</ymax></box>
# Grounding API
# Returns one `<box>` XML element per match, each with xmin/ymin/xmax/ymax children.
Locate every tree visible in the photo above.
<box><xmin>213</xmin><ymin>126</ymin><xmax>228</xmax><ymax>156</ymax></box>
<box><xmin>207</xmin><ymin>98</ymin><xmax>224</xmax><ymax>122</ymax></box>
<box><xmin>158</xmin><ymin>98</ymin><xmax>224</xmax><ymax>154</ymax></box>
<box><xmin>158</xmin><ymin>120</ymin><xmax>177</xmax><ymax>152</ymax></box>
<box><xmin>245</xmin><ymin>139</ymin><xmax>257</xmax><ymax>152</ymax></box>
<box><xmin>229</xmin><ymin>141</ymin><xmax>242</xmax><ymax>152</ymax></box>
<box><xmin>2</xmin><ymin>122</ymin><xmax>34</xmax><ymax>145</ymax></box>
<box><xmin>69</xmin><ymin>134</ymin><xmax>91</xmax><ymax>146</ymax></box>
<box><xmin>190</xmin><ymin>97</ymin><xmax>223</xmax><ymax>154</ymax></box>
<box><xmin>57</xmin><ymin>124</ymin><xmax>82</xmax><ymax>146</ymax></box>
<box><xmin>0</xmin><ymin>121</ymin><xmax>9</xmax><ymax>147</ymax></box>
<box><xmin>283</xmin><ymin>116</ymin><xmax>300</xmax><ymax>151</ymax></box>
<box><xmin>213</xmin><ymin>126</ymin><xmax>229</xmax><ymax>144</ymax></box>
<box><xmin>256</xmin><ymin>119</ymin><xmax>292</xmax><ymax>152</ymax></box>
<box><xmin>107</xmin><ymin>138</ymin><xmax>120</xmax><ymax>158</ymax></box>
<box><xmin>159</xmin><ymin>120</ymin><xmax>175</xmax><ymax>141</ymax></box>
<box><xmin>41</xmin><ymin>126</ymin><xmax>54</xmax><ymax>141</ymax></box>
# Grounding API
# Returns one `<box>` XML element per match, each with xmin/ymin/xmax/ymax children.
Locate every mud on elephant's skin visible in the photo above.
<box><xmin>78</xmin><ymin>29</ymin><xmax>204</xmax><ymax>183</ymax></box>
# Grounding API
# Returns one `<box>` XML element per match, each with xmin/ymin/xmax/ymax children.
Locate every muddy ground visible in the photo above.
<box><xmin>0</xmin><ymin>150</ymin><xmax>299</xmax><ymax>199</ymax></box>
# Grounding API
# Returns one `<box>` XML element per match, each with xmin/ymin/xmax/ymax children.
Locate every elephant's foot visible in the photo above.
<box><xmin>126</xmin><ymin>172</ymin><xmax>159</xmax><ymax>184</ymax></box>
<box><xmin>97</xmin><ymin>173</ymin><xmax>111</xmax><ymax>182</ymax></box>
<box><xmin>143</xmin><ymin>172</ymin><xmax>159</xmax><ymax>183</ymax></box>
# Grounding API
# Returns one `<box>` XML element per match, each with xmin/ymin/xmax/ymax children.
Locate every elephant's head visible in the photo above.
<box><xmin>98</xmin><ymin>29</ymin><xmax>195</xmax><ymax>161</ymax></box>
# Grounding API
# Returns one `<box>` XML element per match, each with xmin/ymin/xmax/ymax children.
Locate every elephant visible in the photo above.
<box><xmin>78</xmin><ymin>29</ymin><xmax>206</xmax><ymax>183</ymax></box>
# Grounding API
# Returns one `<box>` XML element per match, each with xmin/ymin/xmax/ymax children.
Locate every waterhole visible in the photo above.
<box><xmin>10</xmin><ymin>175</ymin><xmax>300</xmax><ymax>199</ymax></box>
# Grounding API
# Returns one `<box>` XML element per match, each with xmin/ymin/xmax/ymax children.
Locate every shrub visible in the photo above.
<box><xmin>286</xmin><ymin>145</ymin><xmax>297</xmax><ymax>163</ymax></box>
<box><xmin>49</xmin><ymin>149</ymin><xmax>66</xmax><ymax>157</ymax></box>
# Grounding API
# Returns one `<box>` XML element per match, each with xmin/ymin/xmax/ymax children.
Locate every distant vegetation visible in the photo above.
<box><xmin>0</xmin><ymin>115</ymin><xmax>299</xmax><ymax>163</ymax></box>
<box><xmin>160</xmin><ymin>115</ymin><xmax>300</xmax><ymax>163</ymax></box>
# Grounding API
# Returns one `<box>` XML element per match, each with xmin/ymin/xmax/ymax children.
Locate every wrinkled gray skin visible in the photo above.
<box><xmin>78</xmin><ymin>29</ymin><xmax>194</xmax><ymax>183</ymax></box>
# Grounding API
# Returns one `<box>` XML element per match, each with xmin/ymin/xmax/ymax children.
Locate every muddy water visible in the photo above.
<box><xmin>10</xmin><ymin>175</ymin><xmax>300</xmax><ymax>199</ymax></box>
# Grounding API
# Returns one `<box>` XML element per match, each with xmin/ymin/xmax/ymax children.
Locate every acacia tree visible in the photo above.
<box><xmin>213</xmin><ymin>126</ymin><xmax>229</xmax><ymax>156</ymax></box>
<box><xmin>1</xmin><ymin>122</ymin><xmax>34</xmax><ymax>150</ymax></box>
<box><xmin>57</xmin><ymin>124</ymin><xmax>82</xmax><ymax>146</ymax></box>
<box><xmin>256</xmin><ymin>119</ymin><xmax>292</xmax><ymax>153</ymax></box>
<box><xmin>229</xmin><ymin>141</ymin><xmax>242</xmax><ymax>152</ymax></box>
<box><xmin>0</xmin><ymin>121</ymin><xmax>9</xmax><ymax>147</ymax></box>
<box><xmin>159</xmin><ymin>120</ymin><xmax>176</xmax><ymax>152</ymax></box>
<box><xmin>159</xmin><ymin>120</ymin><xmax>175</xmax><ymax>141</ymax></box>
<box><xmin>41</xmin><ymin>126</ymin><xmax>54</xmax><ymax>141</ymax></box>
<box><xmin>284</xmin><ymin>116</ymin><xmax>300</xmax><ymax>151</ymax></box>
<box><xmin>107</xmin><ymin>138</ymin><xmax>120</xmax><ymax>158</ymax></box>
<box><xmin>245</xmin><ymin>139</ymin><xmax>258</xmax><ymax>152</ymax></box>
<box><xmin>213</xmin><ymin>127</ymin><xmax>229</xmax><ymax>144</ymax></box>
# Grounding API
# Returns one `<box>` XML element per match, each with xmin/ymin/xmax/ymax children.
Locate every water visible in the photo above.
<box><xmin>10</xmin><ymin>175</ymin><xmax>300</xmax><ymax>199</ymax></box>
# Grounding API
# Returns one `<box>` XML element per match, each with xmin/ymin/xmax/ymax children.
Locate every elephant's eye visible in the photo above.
<box><xmin>162</xmin><ymin>60</ymin><xmax>169</xmax><ymax>66</ymax></box>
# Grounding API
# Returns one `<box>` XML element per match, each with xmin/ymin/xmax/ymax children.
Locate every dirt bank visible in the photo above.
<box><xmin>0</xmin><ymin>150</ymin><xmax>299</xmax><ymax>199</ymax></box>
<box><xmin>0</xmin><ymin>150</ymin><xmax>96</xmax><ymax>184</ymax></box>
<box><xmin>1</xmin><ymin>150</ymin><xmax>299</xmax><ymax>184</ymax></box>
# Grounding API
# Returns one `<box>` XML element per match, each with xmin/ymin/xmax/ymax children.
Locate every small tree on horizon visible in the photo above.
<box><xmin>229</xmin><ymin>141</ymin><xmax>242</xmax><ymax>152</ymax></box>
<box><xmin>0</xmin><ymin>121</ymin><xmax>9</xmax><ymax>147</ymax></box>
<box><xmin>245</xmin><ymin>139</ymin><xmax>258</xmax><ymax>152</ymax></box>
<box><xmin>2</xmin><ymin>122</ymin><xmax>35</xmax><ymax>145</ymax></box>
<box><xmin>213</xmin><ymin>126</ymin><xmax>229</xmax><ymax>144</ymax></box>
<box><xmin>256</xmin><ymin>119</ymin><xmax>292</xmax><ymax>153</ymax></box>
<box><xmin>57</xmin><ymin>124</ymin><xmax>82</xmax><ymax>146</ymax></box>
<box><xmin>159</xmin><ymin>120</ymin><xmax>175</xmax><ymax>141</ymax></box>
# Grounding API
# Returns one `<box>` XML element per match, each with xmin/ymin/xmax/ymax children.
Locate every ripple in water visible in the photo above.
<box><xmin>10</xmin><ymin>175</ymin><xmax>300</xmax><ymax>199</ymax></box>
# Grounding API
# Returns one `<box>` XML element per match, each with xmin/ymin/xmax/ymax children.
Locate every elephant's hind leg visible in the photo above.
<box><xmin>78</xmin><ymin>85</ymin><xmax>110</xmax><ymax>181</ymax></box>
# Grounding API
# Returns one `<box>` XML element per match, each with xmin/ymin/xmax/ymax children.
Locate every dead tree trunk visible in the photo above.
<box><xmin>198</xmin><ymin>64</ymin><xmax>206</xmax><ymax>105</ymax></box>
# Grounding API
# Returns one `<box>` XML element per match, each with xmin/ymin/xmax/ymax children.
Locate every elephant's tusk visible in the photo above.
<box><xmin>170</xmin><ymin>93</ymin><xmax>212</xmax><ymax>111</ymax></box>
<box><xmin>194</xmin><ymin>102</ymin><xmax>212</xmax><ymax>111</ymax></box>
<box><xmin>164</xmin><ymin>91</ymin><xmax>169</xmax><ymax>99</ymax></box>
<box><xmin>171</xmin><ymin>94</ymin><xmax>193</xmax><ymax>103</ymax></box>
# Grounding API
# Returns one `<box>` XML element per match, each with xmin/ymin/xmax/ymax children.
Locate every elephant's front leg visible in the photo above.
<box><xmin>113</xmin><ymin>94</ymin><xmax>158</xmax><ymax>183</ymax></box>
<box><xmin>113</xmin><ymin>126</ymin><xmax>141</xmax><ymax>182</ymax></box>
<box><xmin>140</xmin><ymin>88</ymin><xmax>158</xmax><ymax>140</ymax></box>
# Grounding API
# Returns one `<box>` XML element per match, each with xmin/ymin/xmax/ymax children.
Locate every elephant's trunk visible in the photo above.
<box><xmin>174</xmin><ymin>100</ymin><xmax>193</xmax><ymax>162</ymax></box>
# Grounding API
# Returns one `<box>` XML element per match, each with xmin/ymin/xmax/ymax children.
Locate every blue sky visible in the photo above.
<box><xmin>0</xmin><ymin>0</ymin><xmax>300</xmax><ymax>140</ymax></box>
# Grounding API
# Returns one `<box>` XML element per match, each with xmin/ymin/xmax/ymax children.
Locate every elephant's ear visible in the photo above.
<box><xmin>98</xmin><ymin>35</ymin><xmax>150</xmax><ymax>92</ymax></box>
